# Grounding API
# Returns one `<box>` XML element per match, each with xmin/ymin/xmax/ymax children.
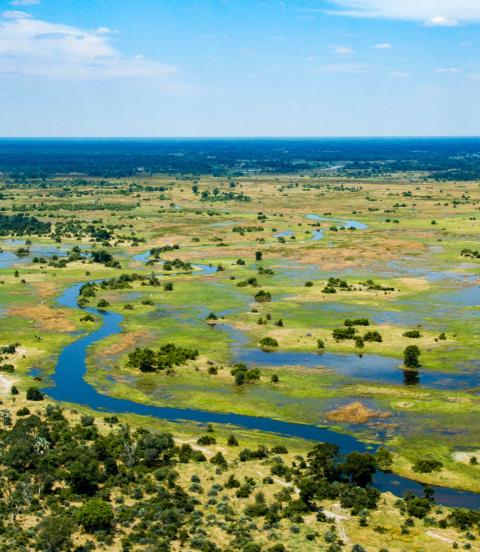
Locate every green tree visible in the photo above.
<box><xmin>26</xmin><ymin>387</ymin><xmax>44</xmax><ymax>401</ymax></box>
<box><xmin>36</xmin><ymin>515</ymin><xmax>74</xmax><ymax>552</ymax></box>
<box><xmin>76</xmin><ymin>498</ymin><xmax>114</xmax><ymax>532</ymax></box>
<box><xmin>259</xmin><ymin>336</ymin><xmax>279</xmax><ymax>350</ymax></box>
<box><xmin>66</xmin><ymin>452</ymin><xmax>101</xmax><ymax>494</ymax></box>
<box><xmin>341</xmin><ymin>452</ymin><xmax>377</xmax><ymax>487</ymax></box>
<box><xmin>403</xmin><ymin>345</ymin><xmax>421</xmax><ymax>368</ymax></box>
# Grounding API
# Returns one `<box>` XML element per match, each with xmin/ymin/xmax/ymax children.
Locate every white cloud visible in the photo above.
<box><xmin>0</xmin><ymin>11</ymin><xmax>178</xmax><ymax>82</ymax></box>
<box><xmin>425</xmin><ymin>16</ymin><xmax>458</xmax><ymax>26</ymax></box>
<box><xmin>95</xmin><ymin>27</ymin><xmax>116</xmax><ymax>35</ymax></box>
<box><xmin>389</xmin><ymin>71</ymin><xmax>409</xmax><ymax>78</ymax></box>
<box><xmin>435</xmin><ymin>67</ymin><xmax>463</xmax><ymax>73</ymax></box>
<box><xmin>330</xmin><ymin>45</ymin><xmax>354</xmax><ymax>55</ymax></box>
<box><xmin>374</xmin><ymin>42</ymin><xmax>392</xmax><ymax>49</ymax></box>
<box><xmin>10</xmin><ymin>0</ymin><xmax>40</xmax><ymax>5</ymax></box>
<box><xmin>327</xmin><ymin>1</ymin><xmax>480</xmax><ymax>24</ymax></box>
<box><xmin>2</xmin><ymin>10</ymin><xmax>31</xmax><ymax>19</ymax></box>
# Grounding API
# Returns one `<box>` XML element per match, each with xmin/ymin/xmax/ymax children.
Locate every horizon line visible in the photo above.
<box><xmin>1</xmin><ymin>135</ymin><xmax>480</xmax><ymax>140</ymax></box>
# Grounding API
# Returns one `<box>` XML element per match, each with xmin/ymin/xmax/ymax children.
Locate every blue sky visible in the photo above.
<box><xmin>0</xmin><ymin>0</ymin><xmax>479</xmax><ymax>136</ymax></box>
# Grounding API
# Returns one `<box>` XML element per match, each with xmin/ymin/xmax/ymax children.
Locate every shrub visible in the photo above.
<box><xmin>76</xmin><ymin>498</ymin><xmax>114</xmax><ymax>532</ymax></box>
<box><xmin>363</xmin><ymin>331</ymin><xmax>382</xmax><ymax>343</ymax></box>
<box><xmin>254</xmin><ymin>290</ymin><xmax>272</xmax><ymax>302</ymax></box>
<box><xmin>259</xmin><ymin>337</ymin><xmax>279</xmax><ymax>350</ymax></box>
<box><xmin>404</xmin><ymin>345</ymin><xmax>421</xmax><ymax>368</ymax></box>
<box><xmin>333</xmin><ymin>327</ymin><xmax>356</xmax><ymax>341</ymax></box>
<box><xmin>197</xmin><ymin>435</ymin><xmax>216</xmax><ymax>445</ymax></box>
<box><xmin>36</xmin><ymin>515</ymin><xmax>74</xmax><ymax>552</ymax></box>
<box><xmin>26</xmin><ymin>387</ymin><xmax>44</xmax><ymax>401</ymax></box>
<box><xmin>344</xmin><ymin>319</ymin><xmax>369</xmax><ymax>327</ymax></box>
<box><xmin>403</xmin><ymin>330</ymin><xmax>421</xmax><ymax>338</ymax></box>
<box><xmin>412</xmin><ymin>459</ymin><xmax>443</xmax><ymax>473</ymax></box>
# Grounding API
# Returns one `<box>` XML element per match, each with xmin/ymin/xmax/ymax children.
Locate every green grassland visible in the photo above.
<box><xmin>0</xmin><ymin>174</ymin><xmax>479</xmax><ymax>498</ymax></box>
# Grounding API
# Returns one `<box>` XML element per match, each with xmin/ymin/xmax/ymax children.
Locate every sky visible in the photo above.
<box><xmin>0</xmin><ymin>0</ymin><xmax>479</xmax><ymax>137</ymax></box>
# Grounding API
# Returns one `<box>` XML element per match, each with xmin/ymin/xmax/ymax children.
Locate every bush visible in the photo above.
<box><xmin>81</xmin><ymin>415</ymin><xmax>95</xmax><ymax>427</ymax></box>
<box><xmin>333</xmin><ymin>327</ymin><xmax>356</xmax><ymax>341</ymax></box>
<box><xmin>412</xmin><ymin>459</ymin><xmax>443</xmax><ymax>473</ymax></box>
<box><xmin>259</xmin><ymin>337</ymin><xmax>279</xmax><ymax>350</ymax></box>
<box><xmin>127</xmin><ymin>344</ymin><xmax>199</xmax><ymax>372</ymax></box>
<box><xmin>26</xmin><ymin>387</ymin><xmax>44</xmax><ymax>401</ymax></box>
<box><xmin>254</xmin><ymin>290</ymin><xmax>272</xmax><ymax>302</ymax></box>
<box><xmin>344</xmin><ymin>319</ymin><xmax>369</xmax><ymax>327</ymax></box>
<box><xmin>403</xmin><ymin>330</ymin><xmax>421</xmax><ymax>338</ymax></box>
<box><xmin>197</xmin><ymin>435</ymin><xmax>216</xmax><ymax>445</ymax></box>
<box><xmin>363</xmin><ymin>331</ymin><xmax>382</xmax><ymax>343</ymax></box>
<box><xmin>404</xmin><ymin>345</ymin><xmax>421</xmax><ymax>368</ymax></box>
<box><xmin>36</xmin><ymin>515</ymin><xmax>74</xmax><ymax>552</ymax></box>
<box><xmin>231</xmin><ymin>364</ymin><xmax>261</xmax><ymax>385</ymax></box>
<box><xmin>76</xmin><ymin>498</ymin><xmax>114</xmax><ymax>532</ymax></box>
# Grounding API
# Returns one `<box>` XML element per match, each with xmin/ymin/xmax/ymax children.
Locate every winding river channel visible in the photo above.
<box><xmin>43</xmin><ymin>277</ymin><xmax>480</xmax><ymax>509</ymax></box>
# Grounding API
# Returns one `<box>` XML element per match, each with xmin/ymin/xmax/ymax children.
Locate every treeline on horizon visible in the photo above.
<box><xmin>0</xmin><ymin>138</ymin><xmax>480</xmax><ymax>180</ymax></box>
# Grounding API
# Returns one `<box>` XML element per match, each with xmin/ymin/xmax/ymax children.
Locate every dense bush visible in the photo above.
<box><xmin>127</xmin><ymin>344</ymin><xmax>199</xmax><ymax>372</ymax></box>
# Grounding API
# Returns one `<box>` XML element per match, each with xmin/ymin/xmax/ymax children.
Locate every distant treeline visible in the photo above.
<box><xmin>0</xmin><ymin>213</ymin><xmax>51</xmax><ymax>236</ymax></box>
<box><xmin>1</xmin><ymin>138</ymin><xmax>480</xmax><ymax>179</ymax></box>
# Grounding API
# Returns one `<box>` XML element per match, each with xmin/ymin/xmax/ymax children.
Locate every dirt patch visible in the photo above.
<box><xmin>32</xmin><ymin>281</ymin><xmax>58</xmax><ymax>300</ymax></box>
<box><xmin>99</xmin><ymin>330</ymin><xmax>152</xmax><ymax>358</ymax></box>
<box><xmin>452</xmin><ymin>450</ymin><xmax>480</xmax><ymax>465</ymax></box>
<box><xmin>0</xmin><ymin>374</ymin><xmax>13</xmax><ymax>393</ymax></box>
<box><xmin>9</xmin><ymin>304</ymin><xmax>76</xmax><ymax>332</ymax></box>
<box><xmin>326</xmin><ymin>401</ymin><xmax>391</xmax><ymax>424</ymax></box>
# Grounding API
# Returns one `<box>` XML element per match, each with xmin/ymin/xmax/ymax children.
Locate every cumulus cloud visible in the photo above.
<box><xmin>389</xmin><ymin>71</ymin><xmax>409</xmax><ymax>78</ymax></box>
<box><xmin>95</xmin><ymin>27</ymin><xmax>116</xmax><ymax>35</ymax></box>
<box><xmin>425</xmin><ymin>15</ymin><xmax>458</xmax><ymax>26</ymax></box>
<box><xmin>330</xmin><ymin>45</ymin><xmax>354</xmax><ymax>55</ymax></box>
<box><xmin>436</xmin><ymin>67</ymin><xmax>463</xmax><ymax>73</ymax></box>
<box><xmin>0</xmin><ymin>11</ymin><xmax>178</xmax><ymax>82</ymax></box>
<box><xmin>327</xmin><ymin>1</ymin><xmax>480</xmax><ymax>25</ymax></box>
<box><xmin>2</xmin><ymin>10</ymin><xmax>31</xmax><ymax>19</ymax></box>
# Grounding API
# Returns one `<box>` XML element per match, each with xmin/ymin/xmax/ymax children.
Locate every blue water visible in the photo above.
<box><xmin>43</xmin><ymin>280</ymin><xmax>480</xmax><ymax>508</ymax></box>
<box><xmin>311</xmin><ymin>229</ymin><xmax>325</xmax><ymax>241</ymax></box>
<box><xmin>132</xmin><ymin>251</ymin><xmax>217</xmax><ymax>276</ymax></box>
<box><xmin>132</xmin><ymin>251</ymin><xmax>151</xmax><ymax>263</ymax></box>
<box><xmin>214</xmin><ymin>324</ymin><xmax>480</xmax><ymax>391</ymax></box>
<box><xmin>0</xmin><ymin>240</ymin><xmax>75</xmax><ymax>269</ymax></box>
<box><xmin>307</xmin><ymin>214</ymin><xmax>368</xmax><ymax>230</ymax></box>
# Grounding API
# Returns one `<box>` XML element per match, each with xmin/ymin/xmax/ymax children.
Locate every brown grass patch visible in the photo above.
<box><xmin>99</xmin><ymin>330</ymin><xmax>152</xmax><ymax>357</ymax></box>
<box><xmin>326</xmin><ymin>401</ymin><xmax>391</xmax><ymax>424</ymax></box>
<box><xmin>9</xmin><ymin>304</ymin><xmax>75</xmax><ymax>331</ymax></box>
<box><xmin>32</xmin><ymin>281</ymin><xmax>58</xmax><ymax>299</ymax></box>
